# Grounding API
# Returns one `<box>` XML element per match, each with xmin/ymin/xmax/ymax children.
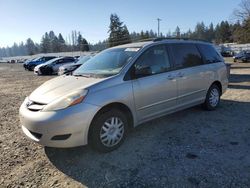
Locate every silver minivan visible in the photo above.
<box><xmin>19</xmin><ymin>39</ymin><xmax>228</xmax><ymax>152</ymax></box>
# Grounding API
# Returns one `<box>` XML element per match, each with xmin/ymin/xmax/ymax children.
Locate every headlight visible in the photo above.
<box><xmin>42</xmin><ymin>89</ymin><xmax>88</xmax><ymax>111</ymax></box>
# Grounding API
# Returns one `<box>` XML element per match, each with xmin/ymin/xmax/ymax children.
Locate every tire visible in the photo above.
<box><xmin>41</xmin><ymin>67</ymin><xmax>53</xmax><ymax>75</ymax></box>
<box><xmin>203</xmin><ymin>84</ymin><xmax>221</xmax><ymax>111</ymax></box>
<box><xmin>89</xmin><ymin>109</ymin><xmax>128</xmax><ymax>152</ymax></box>
<box><xmin>28</xmin><ymin>65</ymin><xmax>35</xmax><ymax>71</ymax></box>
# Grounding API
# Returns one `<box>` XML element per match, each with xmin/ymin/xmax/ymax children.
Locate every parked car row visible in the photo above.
<box><xmin>23</xmin><ymin>56</ymin><xmax>57</xmax><ymax>71</ymax></box>
<box><xmin>34</xmin><ymin>57</ymin><xmax>76</xmax><ymax>75</ymax></box>
<box><xmin>0</xmin><ymin>58</ymin><xmax>27</xmax><ymax>63</ymax></box>
<box><xmin>22</xmin><ymin>54</ymin><xmax>95</xmax><ymax>75</ymax></box>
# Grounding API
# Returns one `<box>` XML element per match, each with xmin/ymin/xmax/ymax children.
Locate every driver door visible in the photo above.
<box><xmin>131</xmin><ymin>45</ymin><xmax>178</xmax><ymax>122</ymax></box>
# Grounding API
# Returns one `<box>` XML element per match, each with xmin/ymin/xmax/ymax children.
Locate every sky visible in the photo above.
<box><xmin>0</xmin><ymin>0</ymin><xmax>242</xmax><ymax>47</ymax></box>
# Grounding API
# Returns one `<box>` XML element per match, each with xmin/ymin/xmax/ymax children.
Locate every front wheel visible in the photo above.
<box><xmin>203</xmin><ymin>84</ymin><xmax>221</xmax><ymax>111</ymax></box>
<box><xmin>89</xmin><ymin>109</ymin><xmax>128</xmax><ymax>152</ymax></box>
<box><xmin>28</xmin><ymin>65</ymin><xmax>36</xmax><ymax>71</ymax></box>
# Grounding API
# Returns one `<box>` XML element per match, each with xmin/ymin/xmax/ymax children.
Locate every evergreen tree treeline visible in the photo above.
<box><xmin>1</xmin><ymin>20</ymin><xmax>249</xmax><ymax>58</ymax></box>
<box><xmin>0</xmin><ymin>30</ymin><xmax>90</xmax><ymax>57</ymax></box>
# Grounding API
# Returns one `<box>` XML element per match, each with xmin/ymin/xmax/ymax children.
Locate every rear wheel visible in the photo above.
<box><xmin>41</xmin><ymin>67</ymin><xmax>53</xmax><ymax>75</ymax></box>
<box><xmin>203</xmin><ymin>84</ymin><xmax>221</xmax><ymax>111</ymax></box>
<box><xmin>89</xmin><ymin>109</ymin><xmax>128</xmax><ymax>152</ymax></box>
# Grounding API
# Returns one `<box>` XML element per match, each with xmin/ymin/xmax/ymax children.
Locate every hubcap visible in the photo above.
<box><xmin>100</xmin><ymin>117</ymin><xmax>124</xmax><ymax>147</ymax></box>
<box><xmin>209</xmin><ymin>88</ymin><xmax>219</xmax><ymax>107</ymax></box>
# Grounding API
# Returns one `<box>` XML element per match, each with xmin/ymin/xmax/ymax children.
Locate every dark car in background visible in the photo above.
<box><xmin>233</xmin><ymin>51</ymin><xmax>250</xmax><ymax>62</ymax></box>
<box><xmin>24</xmin><ymin>56</ymin><xmax>56</xmax><ymax>71</ymax></box>
<box><xmin>241</xmin><ymin>53</ymin><xmax>250</xmax><ymax>62</ymax></box>
<box><xmin>58</xmin><ymin>55</ymin><xmax>94</xmax><ymax>75</ymax></box>
<box><xmin>34</xmin><ymin>56</ymin><xmax>76</xmax><ymax>75</ymax></box>
<box><xmin>23</xmin><ymin>58</ymin><xmax>35</xmax><ymax>68</ymax></box>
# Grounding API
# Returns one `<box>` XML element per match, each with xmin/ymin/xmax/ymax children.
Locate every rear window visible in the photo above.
<box><xmin>198</xmin><ymin>44</ymin><xmax>223</xmax><ymax>63</ymax></box>
<box><xmin>170</xmin><ymin>43</ymin><xmax>203</xmax><ymax>68</ymax></box>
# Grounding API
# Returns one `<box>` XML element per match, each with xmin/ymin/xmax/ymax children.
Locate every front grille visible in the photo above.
<box><xmin>29</xmin><ymin>130</ymin><xmax>42</xmax><ymax>139</ymax></box>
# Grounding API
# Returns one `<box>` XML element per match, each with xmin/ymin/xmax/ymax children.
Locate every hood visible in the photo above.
<box><xmin>29</xmin><ymin>75</ymin><xmax>104</xmax><ymax>104</ymax></box>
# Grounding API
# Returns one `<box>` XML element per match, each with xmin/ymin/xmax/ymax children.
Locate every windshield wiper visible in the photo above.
<box><xmin>73</xmin><ymin>74</ymin><xmax>91</xmax><ymax>78</ymax></box>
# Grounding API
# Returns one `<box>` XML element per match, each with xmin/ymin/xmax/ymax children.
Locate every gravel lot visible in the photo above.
<box><xmin>0</xmin><ymin>62</ymin><xmax>250</xmax><ymax>187</ymax></box>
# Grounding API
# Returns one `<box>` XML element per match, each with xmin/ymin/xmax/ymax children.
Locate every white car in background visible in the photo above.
<box><xmin>34</xmin><ymin>57</ymin><xmax>75</xmax><ymax>75</ymax></box>
<box><xmin>58</xmin><ymin>55</ymin><xmax>94</xmax><ymax>75</ymax></box>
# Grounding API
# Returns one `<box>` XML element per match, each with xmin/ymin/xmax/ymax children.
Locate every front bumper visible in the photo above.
<box><xmin>34</xmin><ymin>68</ymin><xmax>41</xmax><ymax>75</ymax></box>
<box><xmin>19</xmin><ymin>100</ymin><xmax>100</xmax><ymax>148</ymax></box>
<box><xmin>58</xmin><ymin>68</ymin><xmax>67</xmax><ymax>75</ymax></box>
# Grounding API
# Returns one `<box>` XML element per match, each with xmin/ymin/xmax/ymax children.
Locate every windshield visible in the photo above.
<box><xmin>42</xmin><ymin>57</ymin><xmax>60</xmax><ymax>65</ymax></box>
<box><xmin>74</xmin><ymin>47</ymin><xmax>139</xmax><ymax>77</ymax></box>
<box><xmin>75</xmin><ymin>55</ymin><xmax>92</xmax><ymax>65</ymax></box>
<box><xmin>32</xmin><ymin>57</ymin><xmax>41</xmax><ymax>61</ymax></box>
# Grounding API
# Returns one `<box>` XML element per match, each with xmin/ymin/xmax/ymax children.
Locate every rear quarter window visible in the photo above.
<box><xmin>198</xmin><ymin>44</ymin><xmax>224</xmax><ymax>63</ymax></box>
<box><xmin>169</xmin><ymin>43</ymin><xmax>203</xmax><ymax>68</ymax></box>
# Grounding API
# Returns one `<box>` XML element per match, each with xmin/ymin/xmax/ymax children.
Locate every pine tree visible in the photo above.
<box><xmin>41</xmin><ymin>32</ymin><xmax>51</xmax><ymax>53</ymax></box>
<box><xmin>175</xmin><ymin>26</ymin><xmax>181</xmax><ymax>38</ymax></box>
<box><xmin>207</xmin><ymin>23</ymin><xmax>215</xmax><ymax>42</ymax></box>
<box><xmin>108</xmin><ymin>14</ymin><xmax>131</xmax><ymax>47</ymax></box>
<box><xmin>58</xmin><ymin>33</ymin><xmax>66</xmax><ymax>52</ymax></box>
<box><xmin>77</xmin><ymin>33</ymin><xmax>83</xmax><ymax>51</ymax></box>
<box><xmin>25</xmin><ymin>38</ymin><xmax>36</xmax><ymax>55</ymax></box>
<box><xmin>82</xmin><ymin>38</ymin><xmax>90</xmax><ymax>51</ymax></box>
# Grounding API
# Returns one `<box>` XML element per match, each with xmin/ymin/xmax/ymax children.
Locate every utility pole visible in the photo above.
<box><xmin>157</xmin><ymin>18</ymin><xmax>162</xmax><ymax>37</ymax></box>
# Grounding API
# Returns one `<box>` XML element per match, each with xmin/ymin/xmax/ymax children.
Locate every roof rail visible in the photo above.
<box><xmin>153</xmin><ymin>37</ymin><xmax>210</xmax><ymax>43</ymax></box>
<box><xmin>138</xmin><ymin>38</ymin><xmax>156</xmax><ymax>42</ymax></box>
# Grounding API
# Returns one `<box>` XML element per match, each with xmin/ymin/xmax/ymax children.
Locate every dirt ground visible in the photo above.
<box><xmin>0</xmin><ymin>61</ymin><xmax>250</xmax><ymax>187</ymax></box>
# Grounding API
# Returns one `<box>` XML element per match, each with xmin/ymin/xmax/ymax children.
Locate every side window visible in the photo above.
<box><xmin>44</xmin><ymin>57</ymin><xmax>49</xmax><ymax>61</ymax></box>
<box><xmin>56</xmin><ymin>59</ymin><xmax>64</xmax><ymax>64</ymax></box>
<box><xmin>170</xmin><ymin>44</ymin><xmax>203</xmax><ymax>68</ymax></box>
<box><xmin>198</xmin><ymin>44</ymin><xmax>223</xmax><ymax>63</ymax></box>
<box><xmin>63</xmin><ymin>59</ymin><xmax>70</xmax><ymax>63</ymax></box>
<box><xmin>134</xmin><ymin>45</ymin><xmax>171</xmax><ymax>78</ymax></box>
<box><xmin>64</xmin><ymin>58</ymin><xmax>74</xmax><ymax>63</ymax></box>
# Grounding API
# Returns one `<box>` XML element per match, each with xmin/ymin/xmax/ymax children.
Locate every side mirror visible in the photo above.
<box><xmin>134</xmin><ymin>66</ymin><xmax>152</xmax><ymax>78</ymax></box>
